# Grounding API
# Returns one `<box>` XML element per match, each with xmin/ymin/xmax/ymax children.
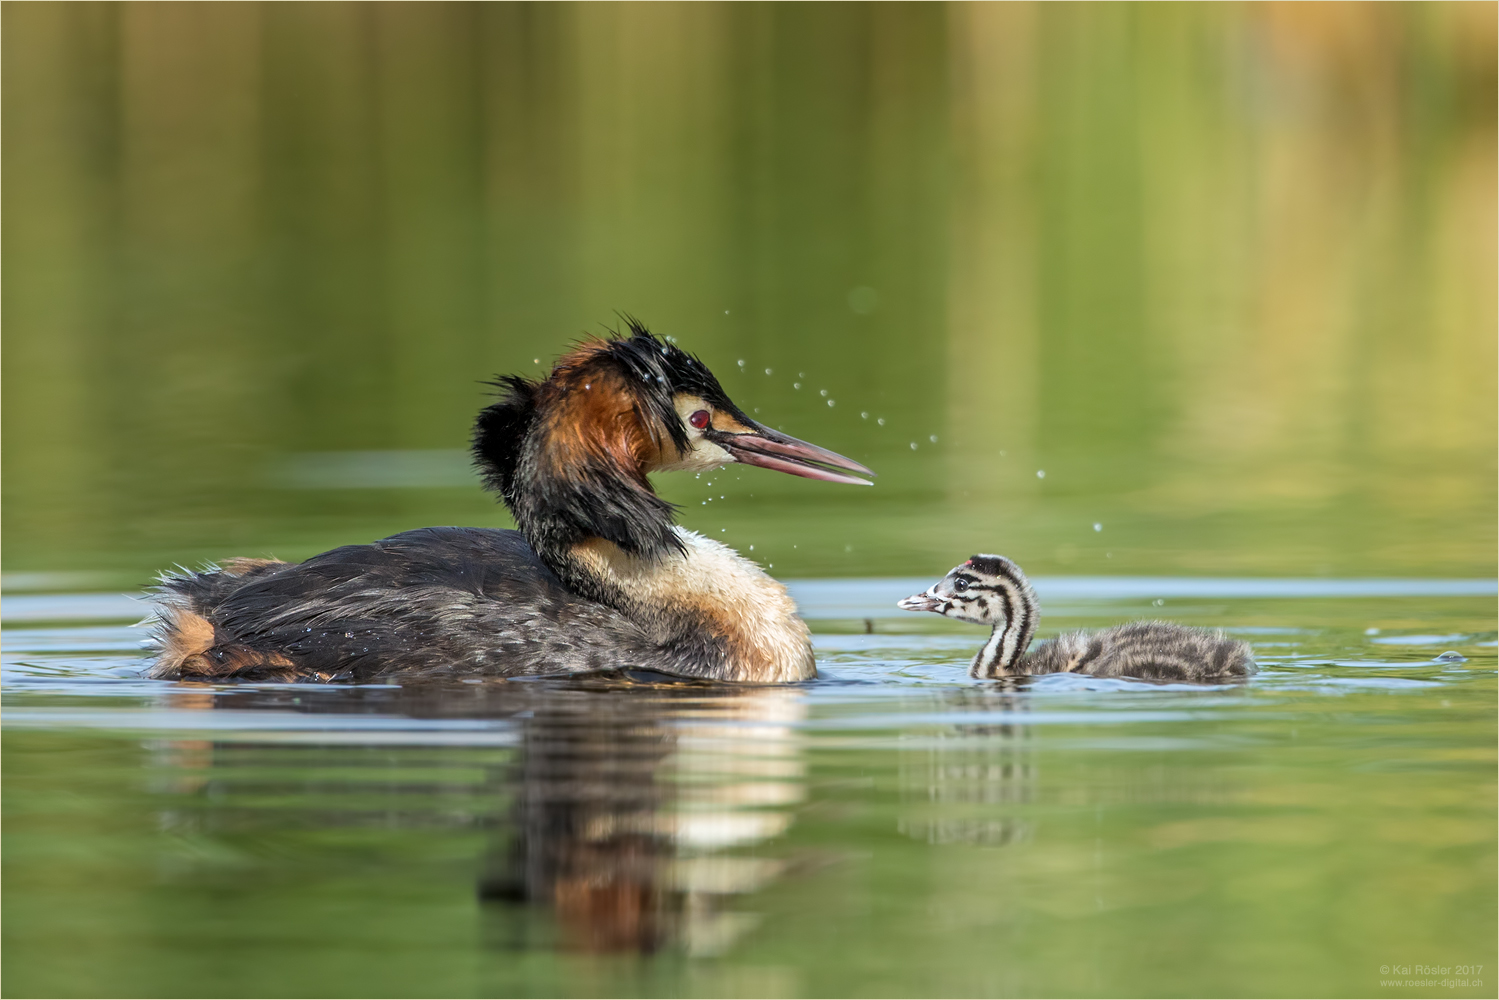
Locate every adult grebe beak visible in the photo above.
<box><xmin>897</xmin><ymin>589</ymin><xmax>945</xmax><ymax>613</ymax></box>
<box><xmin>713</xmin><ymin>423</ymin><xmax>875</xmax><ymax>486</ymax></box>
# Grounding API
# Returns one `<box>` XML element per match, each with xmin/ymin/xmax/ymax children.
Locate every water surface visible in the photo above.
<box><xmin>5</xmin><ymin>583</ymin><xmax>1493</xmax><ymax>997</ymax></box>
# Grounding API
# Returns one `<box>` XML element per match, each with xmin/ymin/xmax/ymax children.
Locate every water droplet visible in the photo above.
<box><xmin>827</xmin><ymin>400</ymin><xmax>835</xmax><ymax>407</ymax></box>
<box><xmin>1364</xmin><ymin>627</ymin><xmax>1379</xmax><ymax>635</ymax></box>
<box><xmin>1093</xmin><ymin>523</ymin><xmax>1102</xmax><ymax>532</ymax></box>
<box><xmin>737</xmin><ymin>359</ymin><xmax>745</xmax><ymax>366</ymax></box>
<box><xmin>1036</xmin><ymin>469</ymin><xmax>1046</xmax><ymax>479</ymax></box>
<box><xmin>532</xmin><ymin>358</ymin><xmax>540</xmax><ymax>364</ymax></box>
<box><xmin>999</xmin><ymin>450</ymin><xmax>1007</xmax><ymax>457</ymax></box>
<box><xmin>764</xmin><ymin>368</ymin><xmax>773</xmax><ymax>375</ymax></box>
<box><xmin>798</xmin><ymin>372</ymin><xmax>806</xmax><ymax>379</ymax></box>
<box><xmin>929</xmin><ymin>435</ymin><xmax>938</xmax><ymax>443</ymax></box>
<box><xmin>793</xmin><ymin>383</ymin><xmax>801</xmax><ymax>390</ymax></box>
<box><xmin>820</xmin><ymin>389</ymin><xmax>828</xmax><ymax>397</ymax></box>
<box><xmin>753</xmin><ymin>407</ymin><xmax>760</xmax><ymax>414</ymax></box>
<box><xmin>910</xmin><ymin>442</ymin><xmax>918</xmax><ymax>450</ymax></box>
<box><xmin>1152</xmin><ymin>599</ymin><xmax>1164</xmax><ymax>607</ymax></box>
<box><xmin>749</xmin><ymin>544</ymin><xmax>754</xmax><ymax>551</ymax></box>
<box><xmin>860</xmin><ymin>412</ymin><xmax>869</xmax><ymax>419</ymax></box>
<box><xmin>1434</xmin><ymin>650</ymin><xmax>1468</xmax><ymax>663</ymax></box>
<box><xmin>877</xmin><ymin>418</ymin><xmax>886</xmax><ymax>426</ymax></box>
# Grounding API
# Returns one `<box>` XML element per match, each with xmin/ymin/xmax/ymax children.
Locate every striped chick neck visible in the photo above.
<box><xmin>954</xmin><ymin>555</ymin><xmax>1039</xmax><ymax>679</ymax></box>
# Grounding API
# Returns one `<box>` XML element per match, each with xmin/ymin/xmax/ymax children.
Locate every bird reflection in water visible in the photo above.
<box><xmin>897</xmin><ymin>686</ymin><xmax>1035</xmax><ymax>847</ymax></box>
<box><xmin>157</xmin><ymin>675</ymin><xmax>807</xmax><ymax>956</ymax></box>
<box><xmin>479</xmin><ymin>676</ymin><xmax>805</xmax><ymax>954</ymax></box>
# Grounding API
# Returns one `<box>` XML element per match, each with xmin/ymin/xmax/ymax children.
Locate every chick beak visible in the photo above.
<box><xmin>897</xmin><ymin>589</ymin><xmax>945</xmax><ymax>614</ymax></box>
<box><xmin>715</xmin><ymin>422</ymin><xmax>875</xmax><ymax>486</ymax></box>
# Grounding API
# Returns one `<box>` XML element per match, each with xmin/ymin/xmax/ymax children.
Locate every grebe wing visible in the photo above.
<box><xmin>160</xmin><ymin>528</ymin><xmax>662</xmax><ymax>681</ymax></box>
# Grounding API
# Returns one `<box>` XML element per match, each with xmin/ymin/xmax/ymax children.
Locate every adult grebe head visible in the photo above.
<box><xmin>473</xmin><ymin>320</ymin><xmax>873</xmax><ymax>568</ymax></box>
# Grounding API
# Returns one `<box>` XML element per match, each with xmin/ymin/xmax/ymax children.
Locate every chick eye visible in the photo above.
<box><xmin>689</xmin><ymin>409</ymin><xmax>711</xmax><ymax>430</ymax></box>
<box><xmin>954</xmin><ymin>578</ymin><xmax>970</xmax><ymax>592</ymax></box>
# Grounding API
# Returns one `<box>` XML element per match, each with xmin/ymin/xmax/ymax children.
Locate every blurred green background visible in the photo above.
<box><xmin>4</xmin><ymin>1</ymin><xmax>1495</xmax><ymax>585</ymax></box>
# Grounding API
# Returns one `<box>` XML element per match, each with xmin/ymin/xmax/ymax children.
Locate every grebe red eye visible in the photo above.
<box><xmin>689</xmin><ymin>410</ymin><xmax>710</xmax><ymax>429</ymax></box>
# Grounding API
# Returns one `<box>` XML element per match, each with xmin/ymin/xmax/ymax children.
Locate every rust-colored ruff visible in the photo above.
<box><xmin>537</xmin><ymin>341</ymin><xmax>666</xmax><ymax>477</ymax></box>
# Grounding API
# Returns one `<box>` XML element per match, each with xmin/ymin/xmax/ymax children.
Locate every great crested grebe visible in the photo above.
<box><xmin>898</xmin><ymin>555</ymin><xmax>1255</xmax><ymax>682</ymax></box>
<box><xmin>151</xmin><ymin>323</ymin><xmax>873</xmax><ymax>684</ymax></box>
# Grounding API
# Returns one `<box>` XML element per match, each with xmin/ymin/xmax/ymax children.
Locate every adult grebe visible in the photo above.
<box><xmin>151</xmin><ymin>323</ymin><xmax>873</xmax><ymax>684</ymax></box>
<box><xmin>898</xmin><ymin>555</ymin><xmax>1255</xmax><ymax>682</ymax></box>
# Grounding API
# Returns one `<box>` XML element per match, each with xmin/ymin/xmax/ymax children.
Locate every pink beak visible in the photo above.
<box><xmin>719</xmin><ymin>423</ymin><xmax>875</xmax><ymax>486</ymax></box>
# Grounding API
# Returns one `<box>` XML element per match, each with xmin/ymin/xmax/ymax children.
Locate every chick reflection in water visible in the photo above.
<box><xmin>479</xmin><ymin>679</ymin><xmax>807</xmax><ymax>955</ymax></box>
<box><xmin>898</xmin><ymin>687</ymin><xmax>1036</xmax><ymax>848</ymax></box>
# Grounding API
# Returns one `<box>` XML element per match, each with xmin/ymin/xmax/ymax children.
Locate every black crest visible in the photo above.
<box><xmin>591</xmin><ymin>317</ymin><xmax>752</xmax><ymax>451</ymax></box>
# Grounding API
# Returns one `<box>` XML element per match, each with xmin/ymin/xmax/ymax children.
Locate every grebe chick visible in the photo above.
<box><xmin>898</xmin><ymin>555</ymin><xmax>1255</xmax><ymax>682</ymax></box>
<box><xmin>152</xmin><ymin>322</ymin><xmax>874</xmax><ymax>684</ymax></box>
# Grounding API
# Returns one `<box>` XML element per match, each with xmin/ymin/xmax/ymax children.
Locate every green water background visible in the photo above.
<box><xmin>4</xmin><ymin>2</ymin><xmax>1494</xmax><ymax>584</ymax></box>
